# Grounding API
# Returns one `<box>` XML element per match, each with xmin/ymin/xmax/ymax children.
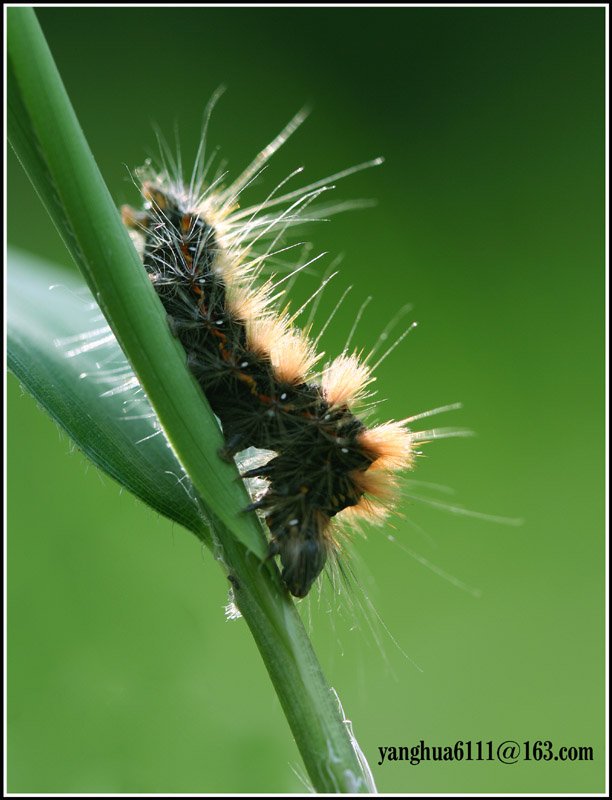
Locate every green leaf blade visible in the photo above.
<box><xmin>7</xmin><ymin>6</ymin><xmax>268</xmax><ymax>561</ymax></box>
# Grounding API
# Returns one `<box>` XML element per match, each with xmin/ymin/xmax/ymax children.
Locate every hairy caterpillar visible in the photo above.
<box><xmin>121</xmin><ymin>108</ymin><xmax>436</xmax><ymax>598</ymax></box>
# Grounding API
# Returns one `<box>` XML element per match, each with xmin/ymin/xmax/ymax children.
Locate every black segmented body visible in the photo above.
<box><xmin>126</xmin><ymin>189</ymin><xmax>375</xmax><ymax>596</ymax></box>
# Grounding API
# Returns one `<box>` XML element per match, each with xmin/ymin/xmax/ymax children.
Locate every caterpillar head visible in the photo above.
<box><xmin>267</xmin><ymin>511</ymin><xmax>330</xmax><ymax>598</ymax></box>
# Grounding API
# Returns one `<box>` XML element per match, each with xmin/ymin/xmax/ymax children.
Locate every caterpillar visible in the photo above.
<box><xmin>121</xmin><ymin>108</ymin><xmax>430</xmax><ymax>599</ymax></box>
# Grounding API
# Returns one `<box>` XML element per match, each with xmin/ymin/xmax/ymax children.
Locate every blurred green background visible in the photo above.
<box><xmin>7</xmin><ymin>6</ymin><xmax>605</xmax><ymax>794</ymax></box>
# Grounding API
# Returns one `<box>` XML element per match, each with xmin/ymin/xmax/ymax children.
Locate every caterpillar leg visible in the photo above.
<box><xmin>217</xmin><ymin>433</ymin><xmax>247</xmax><ymax>462</ymax></box>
